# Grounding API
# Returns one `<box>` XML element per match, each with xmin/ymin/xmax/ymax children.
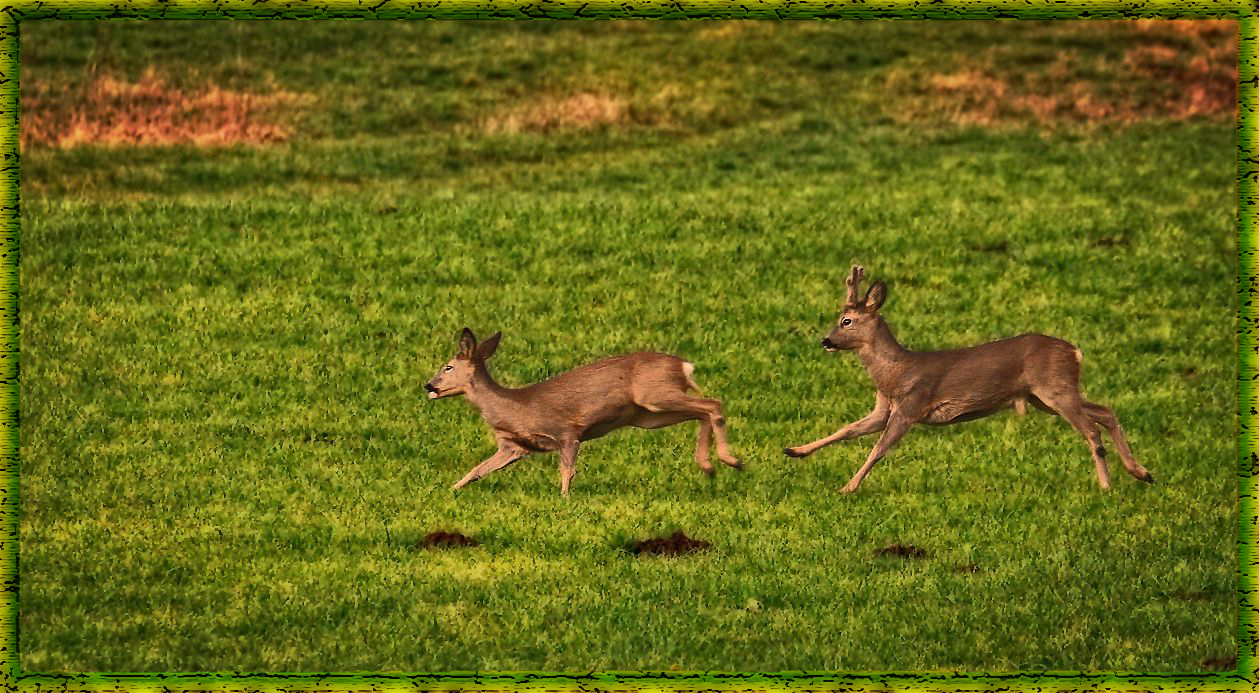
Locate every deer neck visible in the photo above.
<box><xmin>856</xmin><ymin>317</ymin><xmax>911</xmax><ymax>391</ymax></box>
<box><xmin>463</xmin><ymin>366</ymin><xmax>519</xmax><ymax>428</ymax></box>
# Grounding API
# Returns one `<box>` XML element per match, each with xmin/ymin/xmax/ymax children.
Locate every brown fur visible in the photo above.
<box><xmin>427</xmin><ymin>328</ymin><xmax>742</xmax><ymax>496</ymax></box>
<box><xmin>784</xmin><ymin>265</ymin><xmax>1153</xmax><ymax>493</ymax></box>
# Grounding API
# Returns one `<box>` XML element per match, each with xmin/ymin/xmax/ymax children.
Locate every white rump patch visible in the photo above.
<box><xmin>681</xmin><ymin>361</ymin><xmax>702</xmax><ymax>393</ymax></box>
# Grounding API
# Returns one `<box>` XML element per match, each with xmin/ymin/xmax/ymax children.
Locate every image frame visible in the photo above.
<box><xmin>0</xmin><ymin>1</ymin><xmax>1253</xmax><ymax>690</ymax></box>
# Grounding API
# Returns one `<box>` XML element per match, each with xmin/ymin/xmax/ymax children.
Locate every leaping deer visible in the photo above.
<box><xmin>784</xmin><ymin>265</ymin><xmax>1154</xmax><ymax>493</ymax></box>
<box><xmin>426</xmin><ymin>328</ymin><xmax>743</xmax><ymax>496</ymax></box>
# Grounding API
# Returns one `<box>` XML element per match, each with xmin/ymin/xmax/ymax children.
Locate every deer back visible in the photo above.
<box><xmin>477</xmin><ymin>352</ymin><xmax>689</xmax><ymax>438</ymax></box>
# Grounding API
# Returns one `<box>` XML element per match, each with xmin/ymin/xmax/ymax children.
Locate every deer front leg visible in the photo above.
<box><xmin>785</xmin><ymin>396</ymin><xmax>890</xmax><ymax>458</ymax></box>
<box><xmin>453</xmin><ymin>444</ymin><xmax>527</xmax><ymax>490</ymax></box>
<box><xmin>840</xmin><ymin>413</ymin><xmax>913</xmax><ymax>494</ymax></box>
<box><xmin>558</xmin><ymin>440</ymin><xmax>581</xmax><ymax>497</ymax></box>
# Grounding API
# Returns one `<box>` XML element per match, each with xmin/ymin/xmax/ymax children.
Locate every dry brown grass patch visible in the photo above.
<box><xmin>697</xmin><ymin>21</ymin><xmax>776</xmax><ymax>40</ymax></box>
<box><xmin>1134</xmin><ymin>18</ymin><xmax>1235</xmax><ymax>40</ymax></box>
<box><xmin>483</xmin><ymin>91</ymin><xmax>665</xmax><ymax>134</ymax></box>
<box><xmin>1124</xmin><ymin>26</ymin><xmax>1236</xmax><ymax>120</ymax></box>
<box><xmin>22</xmin><ymin>70</ymin><xmax>303</xmax><ymax>149</ymax></box>
<box><xmin>899</xmin><ymin>21</ymin><xmax>1236</xmax><ymax>128</ymax></box>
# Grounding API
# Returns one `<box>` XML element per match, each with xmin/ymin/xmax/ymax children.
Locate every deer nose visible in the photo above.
<box><xmin>820</xmin><ymin>337</ymin><xmax>835</xmax><ymax>349</ymax></box>
<box><xmin>424</xmin><ymin>383</ymin><xmax>438</xmax><ymax>394</ymax></box>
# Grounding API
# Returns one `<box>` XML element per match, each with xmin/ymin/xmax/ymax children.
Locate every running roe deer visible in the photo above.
<box><xmin>783</xmin><ymin>265</ymin><xmax>1154</xmax><ymax>493</ymax></box>
<box><xmin>425</xmin><ymin>328</ymin><xmax>742</xmax><ymax>496</ymax></box>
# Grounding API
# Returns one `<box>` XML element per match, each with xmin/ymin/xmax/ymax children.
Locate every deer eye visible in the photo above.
<box><xmin>841</xmin><ymin>318</ymin><xmax>852</xmax><ymax>327</ymax></box>
<box><xmin>444</xmin><ymin>365</ymin><xmax>453</xmax><ymax>371</ymax></box>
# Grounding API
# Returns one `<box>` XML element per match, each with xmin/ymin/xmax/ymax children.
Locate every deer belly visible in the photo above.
<box><xmin>506</xmin><ymin>433</ymin><xmax>559</xmax><ymax>452</ymax></box>
<box><xmin>578</xmin><ymin>404</ymin><xmax>643</xmax><ymax>441</ymax></box>
<box><xmin>923</xmin><ymin>400</ymin><xmax>1003</xmax><ymax>425</ymax></box>
<box><xmin>580</xmin><ymin>421</ymin><xmax>621</xmax><ymax>441</ymax></box>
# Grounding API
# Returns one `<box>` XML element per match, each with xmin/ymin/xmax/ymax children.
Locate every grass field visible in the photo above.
<box><xmin>18</xmin><ymin>21</ymin><xmax>1238</xmax><ymax>672</ymax></box>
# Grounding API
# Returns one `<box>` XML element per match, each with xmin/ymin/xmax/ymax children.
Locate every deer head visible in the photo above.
<box><xmin>821</xmin><ymin>265</ymin><xmax>887</xmax><ymax>352</ymax></box>
<box><xmin>425</xmin><ymin>327</ymin><xmax>501</xmax><ymax>399</ymax></box>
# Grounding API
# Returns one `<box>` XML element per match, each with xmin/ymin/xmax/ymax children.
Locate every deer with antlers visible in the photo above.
<box><xmin>784</xmin><ymin>265</ymin><xmax>1154</xmax><ymax>493</ymax></box>
<box><xmin>426</xmin><ymin>328</ymin><xmax>743</xmax><ymax>496</ymax></box>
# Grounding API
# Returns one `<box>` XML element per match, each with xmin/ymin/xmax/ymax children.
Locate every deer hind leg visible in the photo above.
<box><xmin>1031</xmin><ymin>389</ymin><xmax>1111</xmax><ymax>490</ymax></box>
<box><xmin>1083</xmin><ymin>400</ymin><xmax>1154</xmax><ymax>484</ymax></box>
<box><xmin>705</xmin><ymin>398</ymin><xmax>742</xmax><ymax>469</ymax></box>
<box><xmin>695</xmin><ymin>419</ymin><xmax>714</xmax><ymax>476</ymax></box>
<box><xmin>630</xmin><ymin>410</ymin><xmax>712</xmax><ymax>476</ymax></box>
<box><xmin>637</xmin><ymin>392</ymin><xmax>741</xmax><ymax>470</ymax></box>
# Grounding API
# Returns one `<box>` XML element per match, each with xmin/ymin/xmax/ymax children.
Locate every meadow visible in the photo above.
<box><xmin>17</xmin><ymin>20</ymin><xmax>1238</xmax><ymax>671</ymax></box>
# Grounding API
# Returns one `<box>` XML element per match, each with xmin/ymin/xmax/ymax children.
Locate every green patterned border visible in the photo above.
<box><xmin>0</xmin><ymin>2</ymin><xmax>1254</xmax><ymax>691</ymax></box>
<box><xmin>0</xmin><ymin>0</ymin><xmax>1249</xmax><ymax>19</ymax></box>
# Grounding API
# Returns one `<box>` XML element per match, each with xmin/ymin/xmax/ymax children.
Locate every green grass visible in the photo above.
<box><xmin>17</xmin><ymin>21</ymin><xmax>1237</xmax><ymax>672</ymax></box>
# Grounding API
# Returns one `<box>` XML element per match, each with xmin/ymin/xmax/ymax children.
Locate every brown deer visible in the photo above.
<box><xmin>784</xmin><ymin>265</ymin><xmax>1154</xmax><ymax>493</ymax></box>
<box><xmin>426</xmin><ymin>328</ymin><xmax>742</xmax><ymax>496</ymax></box>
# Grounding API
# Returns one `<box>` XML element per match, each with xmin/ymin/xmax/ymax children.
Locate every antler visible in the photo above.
<box><xmin>845</xmin><ymin>265</ymin><xmax>865</xmax><ymax>307</ymax></box>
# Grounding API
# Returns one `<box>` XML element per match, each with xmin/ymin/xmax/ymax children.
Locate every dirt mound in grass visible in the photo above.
<box><xmin>417</xmin><ymin>531</ymin><xmax>480</xmax><ymax>549</ymax></box>
<box><xmin>874</xmin><ymin>544</ymin><xmax>927</xmax><ymax>559</ymax></box>
<box><xmin>22</xmin><ymin>69</ymin><xmax>302</xmax><ymax>149</ymax></box>
<box><xmin>630</xmin><ymin>530</ymin><xmax>712</xmax><ymax>556</ymax></box>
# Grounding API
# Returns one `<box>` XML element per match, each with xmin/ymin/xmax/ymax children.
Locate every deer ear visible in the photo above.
<box><xmin>475</xmin><ymin>331</ymin><xmax>501</xmax><ymax>361</ymax></box>
<box><xmin>458</xmin><ymin>327</ymin><xmax>476</xmax><ymax>359</ymax></box>
<box><xmin>863</xmin><ymin>282</ymin><xmax>887</xmax><ymax>311</ymax></box>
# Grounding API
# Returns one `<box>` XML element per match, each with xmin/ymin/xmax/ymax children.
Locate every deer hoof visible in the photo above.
<box><xmin>783</xmin><ymin>447</ymin><xmax>807</xmax><ymax>458</ymax></box>
<box><xmin>839</xmin><ymin>484</ymin><xmax>858</xmax><ymax>494</ymax></box>
<box><xmin>699</xmin><ymin>465</ymin><xmax>716</xmax><ymax>477</ymax></box>
<box><xmin>1141</xmin><ymin>471</ymin><xmax>1156</xmax><ymax>485</ymax></box>
<box><xmin>723</xmin><ymin>458</ymin><xmax>744</xmax><ymax>470</ymax></box>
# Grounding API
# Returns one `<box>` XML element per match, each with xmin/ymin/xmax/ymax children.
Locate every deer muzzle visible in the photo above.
<box><xmin>425</xmin><ymin>383</ymin><xmax>441</xmax><ymax>399</ymax></box>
